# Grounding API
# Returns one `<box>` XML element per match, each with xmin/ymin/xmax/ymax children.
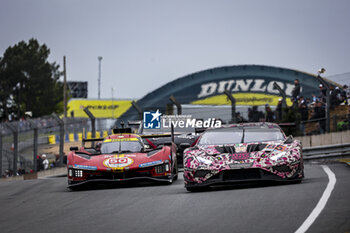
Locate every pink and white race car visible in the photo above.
<box><xmin>183</xmin><ymin>122</ymin><xmax>304</xmax><ymax>191</ymax></box>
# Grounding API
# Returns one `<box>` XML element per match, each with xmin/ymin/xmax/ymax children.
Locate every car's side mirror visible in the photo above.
<box><xmin>180</xmin><ymin>143</ymin><xmax>191</xmax><ymax>149</ymax></box>
<box><xmin>144</xmin><ymin>144</ymin><xmax>151</xmax><ymax>150</ymax></box>
<box><xmin>284</xmin><ymin>135</ymin><xmax>293</xmax><ymax>144</ymax></box>
<box><xmin>70</xmin><ymin>146</ymin><xmax>79</xmax><ymax>151</ymax></box>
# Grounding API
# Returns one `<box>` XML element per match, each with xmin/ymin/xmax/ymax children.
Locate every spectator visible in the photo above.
<box><xmin>347</xmin><ymin>107</ymin><xmax>350</xmax><ymax>129</ymax></box>
<box><xmin>329</xmin><ymin>86</ymin><xmax>338</xmax><ymax>107</ymax></box>
<box><xmin>249</xmin><ymin>106</ymin><xmax>260</xmax><ymax>122</ymax></box>
<box><xmin>340</xmin><ymin>85</ymin><xmax>348</xmax><ymax>105</ymax></box>
<box><xmin>292</xmin><ymin>79</ymin><xmax>301</xmax><ymax>103</ymax></box>
<box><xmin>265</xmin><ymin>104</ymin><xmax>275</xmax><ymax>122</ymax></box>
<box><xmin>235</xmin><ymin>112</ymin><xmax>244</xmax><ymax>122</ymax></box>
<box><xmin>248</xmin><ymin>107</ymin><xmax>252</xmax><ymax>121</ymax></box>
<box><xmin>275</xmin><ymin>99</ymin><xmax>283</xmax><ymax>121</ymax></box>
<box><xmin>311</xmin><ymin>101</ymin><xmax>326</xmax><ymax>134</ymax></box>
<box><xmin>298</xmin><ymin>96</ymin><xmax>309</xmax><ymax>135</ymax></box>
<box><xmin>37</xmin><ymin>155</ymin><xmax>43</xmax><ymax>171</ymax></box>
<box><xmin>42</xmin><ymin>154</ymin><xmax>49</xmax><ymax>170</ymax></box>
<box><xmin>319</xmin><ymin>84</ymin><xmax>327</xmax><ymax>103</ymax></box>
<box><xmin>345</xmin><ymin>85</ymin><xmax>350</xmax><ymax>101</ymax></box>
<box><xmin>335</xmin><ymin>86</ymin><xmax>343</xmax><ymax>105</ymax></box>
<box><xmin>306</xmin><ymin>97</ymin><xmax>311</xmax><ymax>106</ymax></box>
<box><xmin>312</xmin><ymin>93</ymin><xmax>318</xmax><ymax>103</ymax></box>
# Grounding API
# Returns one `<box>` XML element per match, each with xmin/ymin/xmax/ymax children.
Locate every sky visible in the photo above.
<box><xmin>1</xmin><ymin>0</ymin><xmax>349</xmax><ymax>100</ymax></box>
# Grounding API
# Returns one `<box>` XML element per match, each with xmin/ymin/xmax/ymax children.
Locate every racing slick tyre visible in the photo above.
<box><xmin>173</xmin><ymin>163</ymin><xmax>178</xmax><ymax>181</ymax></box>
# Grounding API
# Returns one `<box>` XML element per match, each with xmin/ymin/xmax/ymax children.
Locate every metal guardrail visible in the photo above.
<box><xmin>303</xmin><ymin>143</ymin><xmax>350</xmax><ymax>160</ymax></box>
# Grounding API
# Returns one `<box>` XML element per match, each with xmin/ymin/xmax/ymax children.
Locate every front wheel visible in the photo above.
<box><xmin>173</xmin><ymin>163</ymin><xmax>178</xmax><ymax>181</ymax></box>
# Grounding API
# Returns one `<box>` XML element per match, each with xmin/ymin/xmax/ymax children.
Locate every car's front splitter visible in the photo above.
<box><xmin>68</xmin><ymin>175</ymin><xmax>174</xmax><ymax>187</ymax></box>
<box><xmin>184</xmin><ymin>166</ymin><xmax>303</xmax><ymax>188</ymax></box>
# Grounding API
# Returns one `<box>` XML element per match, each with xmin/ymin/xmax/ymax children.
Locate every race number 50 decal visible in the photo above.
<box><xmin>103</xmin><ymin>157</ymin><xmax>134</xmax><ymax>168</ymax></box>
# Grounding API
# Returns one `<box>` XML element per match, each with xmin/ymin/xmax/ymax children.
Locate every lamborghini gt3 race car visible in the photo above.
<box><xmin>183</xmin><ymin>122</ymin><xmax>304</xmax><ymax>191</ymax></box>
<box><xmin>67</xmin><ymin>128</ymin><xmax>178</xmax><ymax>188</ymax></box>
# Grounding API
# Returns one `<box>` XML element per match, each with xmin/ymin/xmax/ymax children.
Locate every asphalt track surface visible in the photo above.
<box><xmin>0</xmin><ymin>163</ymin><xmax>349</xmax><ymax>233</ymax></box>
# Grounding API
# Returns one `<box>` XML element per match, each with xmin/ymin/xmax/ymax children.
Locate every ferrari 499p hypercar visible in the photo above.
<box><xmin>67</xmin><ymin>128</ymin><xmax>178</xmax><ymax>189</ymax></box>
<box><xmin>183</xmin><ymin>123</ymin><xmax>303</xmax><ymax>191</ymax></box>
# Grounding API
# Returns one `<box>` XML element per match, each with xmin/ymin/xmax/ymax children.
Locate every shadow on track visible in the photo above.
<box><xmin>184</xmin><ymin>180</ymin><xmax>304</xmax><ymax>193</ymax></box>
<box><xmin>67</xmin><ymin>179</ymin><xmax>181</xmax><ymax>192</ymax></box>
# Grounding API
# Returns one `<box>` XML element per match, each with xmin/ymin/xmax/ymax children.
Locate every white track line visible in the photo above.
<box><xmin>295</xmin><ymin>165</ymin><xmax>336</xmax><ymax>233</ymax></box>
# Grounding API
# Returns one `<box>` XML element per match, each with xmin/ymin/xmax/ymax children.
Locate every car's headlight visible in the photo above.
<box><xmin>196</xmin><ymin>156</ymin><xmax>212</xmax><ymax>165</ymax></box>
<box><xmin>270</xmin><ymin>151</ymin><xmax>288</xmax><ymax>161</ymax></box>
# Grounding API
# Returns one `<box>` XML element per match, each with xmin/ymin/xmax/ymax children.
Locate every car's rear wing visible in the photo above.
<box><xmin>81</xmin><ymin>128</ymin><xmax>104</xmax><ymax>147</ymax></box>
<box><xmin>140</xmin><ymin>124</ymin><xmax>176</xmax><ymax>144</ymax></box>
<box><xmin>195</xmin><ymin>127</ymin><xmax>207</xmax><ymax>134</ymax></box>
<box><xmin>82</xmin><ymin>137</ymin><xmax>104</xmax><ymax>147</ymax></box>
<box><xmin>278</xmin><ymin>123</ymin><xmax>296</xmax><ymax>127</ymax></box>
<box><xmin>140</xmin><ymin>124</ymin><xmax>176</xmax><ymax>165</ymax></box>
<box><xmin>128</xmin><ymin>120</ymin><xmax>141</xmax><ymax>127</ymax></box>
<box><xmin>112</xmin><ymin>128</ymin><xmax>133</xmax><ymax>134</ymax></box>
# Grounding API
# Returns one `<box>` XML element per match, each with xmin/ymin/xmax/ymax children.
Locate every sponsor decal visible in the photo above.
<box><xmin>197</xmin><ymin>79</ymin><xmax>296</xmax><ymax>98</ymax></box>
<box><xmin>229</xmin><ymin>163</ymin><xmax>253</xmax><ymax>169</ymax></box>
<box><xmin>73</xmin><ymin>164</ymin><xmax>97</xmax><ymax>170</ymax></box>
<box><xmin>103</xmin><ymin>138</ymin><xmax>138</xmax><ymax>143</ymax></box>
<box><xmin>275</xmin><ymin>145</ymin><xmax>286</xmax><ymax>151</ymax></box>
<box><xmin>265</xmin><ymin>144</ymin><xmax>276</xmax><ymax>150</ymax></box>
<box><xmin>264</xmin><ymin>144</ymin><xmax>286</xmax><ymax>151</ymax></box>
<box><xmin>230</xmin><ymin>153</ymin><xmax>250</xmax><ymax>160</ymax></box>
<box><xmin>103</xmin><ymin>156</ymin><xmax>134</xmax><ymax>168</ymax></box>
<box><xmin>139</xmin><ymin>160</ymin><xmax>163</xmax><ymax>168</ymax></box>
<box><xmin>235</xmin><ymin>146</ymin><xmax>246</xmax><ymax>152</ymax></box>
<box><xmin>67</xmin><ymin>99</ymin><xmax>132</xmax><ymax>118</ymax></box>
<box><xmin>192</xmin><ymin>93</ymin><xmax>292</xmax><ymax>106</ymax></box>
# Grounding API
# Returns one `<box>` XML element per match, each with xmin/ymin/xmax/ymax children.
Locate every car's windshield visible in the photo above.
<box><xmin>244</xmin><ymin>128</ymin><xmax>285</xmax><ymax>142</ymax></box>
<box><xmin>197</xmin><ymin>127</ymin><xmax>285</xmax><ymax>145</ymax></box>
<box><xmin>198</xmin><ymin>129</ymin><xmax>243</xmax><ymax>145</ymax></box>
<box><xmin>101</xmin><ymin>139</ymin><xmax>143</xmax><ymax>154</ymax></box>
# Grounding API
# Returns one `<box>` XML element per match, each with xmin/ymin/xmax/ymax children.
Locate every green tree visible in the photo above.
<box><xmin>0</xmin><ymin>38</ymin><xmax>63</xmax><ymax>120</ymax></box>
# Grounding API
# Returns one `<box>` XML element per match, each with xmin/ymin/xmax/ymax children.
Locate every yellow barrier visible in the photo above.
<box><xmin>48</xmin><ymin>131</ymin><xmax>110</xmax><ymax>145</ymax></box>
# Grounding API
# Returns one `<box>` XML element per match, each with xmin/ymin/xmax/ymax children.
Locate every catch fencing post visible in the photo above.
<box><xmin>131</xmin><ymin>101</ymin><xmax>143</xmax><ymax>120</ymax></box>
<box><xmin>273</xmin><ymin>82</ymin><xmax>287</xmax><ymax>108</ymax></box>
<box><xmin>83</xmin><ymin>108</ymin><xmax>96</xmax><ymax>138</ymax></box>
<box><xmin>83</xmin><ymin>107</ymin><xmax>96</xmax><ymax>147</ymax></box>
<box><xmin>52</xmin><ymin>113</ymin><xmax>65</xmax><ymax>166</ymax></box>
<box><xmin>5</xmin><ymin>122</ymin><xmax>18</xmax><ymax>174</ymax></box>
<box><xmin>169</xmin><ymin>95</ymin><xmax>182</xmax><ymax>115</ymax></box>
<box><xmin>0</xmin><ymin>132</ymin><xmax>2</xmax><ymax>176</ymax></box>
<box><xmin>224</xmin><ymin>90</ymin><xmax>236</xmax><ymax>123</ymax></box>
<box><xmin>273</xmin><ymin>82</ymin><xmax>287</xmax><ymax>120</ymax></box>
<box><xmin>166</xmin><ymin>104</ymin><xmax>174</xmax><ymax>115</ymax></box>
<box><xmin>315</xmin><ymin>69</ymin><xmax>330</xmax><ymax>133</ymax></box>
<box><xmin>29</xmin><ymin>120</ymin><xmax>38</xmax><ymax>172</ymax></box>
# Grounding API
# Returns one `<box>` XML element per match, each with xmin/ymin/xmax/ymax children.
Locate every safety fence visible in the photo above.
<box><xmin>0</xmin><ymin>112</ymin><xmax>115</xmax><ymax>177</ymax></box>
<box><xmin>48</xmin><ymin>130</ymin><xmax>112</xmax><ymax>144</ymax></box>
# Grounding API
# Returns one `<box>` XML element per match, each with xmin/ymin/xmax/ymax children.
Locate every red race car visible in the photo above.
<box><xmin>67</xmin><ymin>128</ymin><xmax>178</xmax><ymax>189</ymax></box>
